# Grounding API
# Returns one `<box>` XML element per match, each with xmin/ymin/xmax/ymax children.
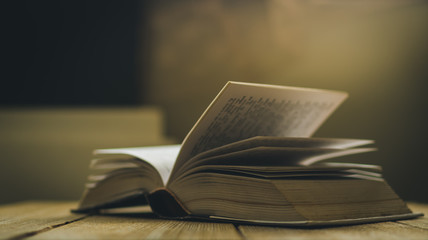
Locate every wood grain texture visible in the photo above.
<box><xmin>397</xmin><ymin>202</ymin><xmax>428</xmax><ymax>229</ymax></box>
<box><xmin>28</xmin><ymin>214</ymin><xmax>242</xmax><ymax>240</ymax></box>
<box><xmin>0</xmin><ymin>201</ymin><xmax>86</xmax><ymax>240</ymax></box>
<box><xmin>0</xmin><ymin>201</ymin><xmax>426</xmax><ymax>240</ymax></box>
<box><xmin>239</xmin><ymin>221</ymin><xmax>428</xmax><ymax>240</ymax></box>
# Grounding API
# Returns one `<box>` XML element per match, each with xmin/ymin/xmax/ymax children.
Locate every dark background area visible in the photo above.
<box><xmin>0</xmin><ymin>0</ymin><xmax>427</xmax><ymax>204</ymax></box>
<box><xmin>1</xmin><ymin>0</ymin><xmax>146</xmax><ymax>106</ymax></box>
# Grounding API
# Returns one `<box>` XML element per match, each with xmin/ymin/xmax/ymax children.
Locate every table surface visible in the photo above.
<box><xmin>1</xmin><ymin>201</ymin><xmax>427</xmax><ymax>240</ymax></box>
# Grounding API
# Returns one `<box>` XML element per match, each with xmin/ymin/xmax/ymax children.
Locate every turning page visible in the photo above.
<box><xmin>175</xmin><ymin>82</ymin><xmax>348</xmax><ymax>168</ymax></box>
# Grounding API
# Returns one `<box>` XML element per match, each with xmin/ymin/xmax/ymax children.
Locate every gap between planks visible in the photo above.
<box><xmin>233</xmin><ymin>224</ymin><xmax>248</xmax><ymax>240</ymax></box>
<box><xmin>7</xmin><ymin>215</ymin><xmax>90</xmax><ymax>240</ymax></box>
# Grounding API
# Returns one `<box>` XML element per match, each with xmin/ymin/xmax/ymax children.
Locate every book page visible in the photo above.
<box><xmin>94</xmin><ymin>145</ymin><xmax>181</xmax><ymax>185</ymax></box>
<box><xmin>191</xmin><ymin>136</ymin><xmax>373</xmax><ymax>161</ymax></box>
<box><xmin>179</xmin><ymin>147</ymin><xmax>376</xmax><ymax>172</ymax></box>
<box><xmin>170</xmin><ymin>136</ymin><xmax>373</xmax><ymax>180</ymax></box>
<box><xmin>171</xmin><ymin>164</ymin><xmax>383</xmax><ymax>186</ymax></box>
<box><xmin>174</xmin><ymin>82</ymin><xmax>348</xmax><ymax>171</ymax></box>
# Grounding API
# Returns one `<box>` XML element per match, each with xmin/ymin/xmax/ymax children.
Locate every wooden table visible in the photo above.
<box><xmin>1</xmin><ymin>201</ymin><xmax>427</xmax><ymax>240</ymax></box>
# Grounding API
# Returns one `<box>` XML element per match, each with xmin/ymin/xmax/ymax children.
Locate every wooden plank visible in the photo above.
<box><xmin>28</xmin><ymin>213</ymin><xmax>243</xmax><ymax>240</ymax></box>
<box><xmin>0</xmin><ymin>201</ymin><xmax>87</xmax><ymax>240</ymax></box>
<box><xmin>239</xmin><ymin>221</ymin><xmax>428</xmax><ymax>240</ymax></box>
<box><xmin>1</xmin><ymin>201</ymin><xmax>426</xmax><ymax>240</ymax></box>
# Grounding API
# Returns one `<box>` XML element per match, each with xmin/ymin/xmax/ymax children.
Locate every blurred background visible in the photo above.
<box><xmin>1</xmin><ymin>0</ymin><xmax>427</xmax><ymax>204</ymax></box>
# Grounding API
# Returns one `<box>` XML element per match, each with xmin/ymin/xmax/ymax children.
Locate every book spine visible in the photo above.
<box><xmin>148</xmin><ymin>188</ymin><xmax>190</xmax><ymax>218</ymax></box>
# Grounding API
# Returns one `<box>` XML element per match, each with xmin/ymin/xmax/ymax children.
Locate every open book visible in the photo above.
<box><xmin>74</xmin><ymin>82</ymin><xmax>421</xmax><ymax>226</ymax></box>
